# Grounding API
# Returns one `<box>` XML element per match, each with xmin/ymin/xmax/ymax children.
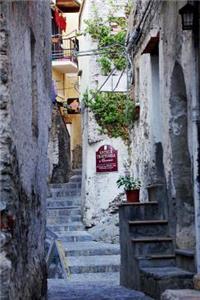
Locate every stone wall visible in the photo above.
<box><xmin>0</xmin><ymin>1</ymin><xmax>51</xmax><ymax>299</ymax></box>
<box><xmin>127</xmin><ymin>0</ymin><xmax>199</xmax><ymax>254</ymax></box>
<box><xmin>48</xmin><ymin>105</ymin><xmax>71</xmax><ymax>183</ymax></box>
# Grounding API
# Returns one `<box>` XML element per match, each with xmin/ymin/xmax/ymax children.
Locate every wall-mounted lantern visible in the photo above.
<box><xmin>179</xmin><ymin>2</ymin><xmax>195</xmax><ymax>30</ymax></box>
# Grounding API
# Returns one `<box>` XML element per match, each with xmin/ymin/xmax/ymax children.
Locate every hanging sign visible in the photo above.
<box><xmin>96</xmin><ymin>145</ymin><xmax>118</xmax><ymax>173</ymax></box>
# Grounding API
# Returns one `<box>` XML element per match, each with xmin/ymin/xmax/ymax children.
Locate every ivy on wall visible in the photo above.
<box><xmin>83</xmin><ymin>90</ymin><xmax>136</xmax><ymax>142</ymax></box>
<box><xmin>83</xmin><ymin>6</ymin><xmax>128</xmax><ymax>75</ymax></box>
<box><xmin>81</xmin><ymin>1</ymin><xmax>136</xmax><ymax>142</ymax></box>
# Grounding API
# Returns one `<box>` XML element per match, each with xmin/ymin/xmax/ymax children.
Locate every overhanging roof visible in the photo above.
<box><xmin>56</xmin><ymin>0</ymin><xmax>81</xmax><ymax>13</ymax></box>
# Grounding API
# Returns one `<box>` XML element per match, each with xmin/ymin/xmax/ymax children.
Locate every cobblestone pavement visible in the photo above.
<box><xmin>48</xmin><ymin>279</ymin><xmax>153</xmax><ymax>300</ymax></box>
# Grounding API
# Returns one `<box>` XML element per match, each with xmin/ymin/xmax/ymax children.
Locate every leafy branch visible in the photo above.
<box><xmin>83</xmin><ymin>90</ymin><xmax>136</xmax><ymax>142</ymax></box>
<box><xmin>83</xmin><ymin>8</ymin><xmax>128</xmax><ymax>75</ymax></box>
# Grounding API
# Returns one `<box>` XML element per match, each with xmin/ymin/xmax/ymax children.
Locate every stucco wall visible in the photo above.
<box><xmin>0</xmin><ymin>1</ymin><xmax>51</xmax><ymax>299</ymax></box>
<box><xmin>79</xmin><ymin>0</ymin><xmax>130</xmax><ymax>226</ymax></box>
<box><xmin>128</xmin><ymin>0</ymin><xmax>199</xmax><ymax>251</ymax></box>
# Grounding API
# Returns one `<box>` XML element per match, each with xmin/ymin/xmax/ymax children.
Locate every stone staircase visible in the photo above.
<box><xmin>46</xmin><ymin>169</ymin><xmax>152</xmax><ymax>299</ymax></box>
<box><xmin>119</xmin><ymin>184</ymin><xmax>195</xmax><ymax>299</ymax></box>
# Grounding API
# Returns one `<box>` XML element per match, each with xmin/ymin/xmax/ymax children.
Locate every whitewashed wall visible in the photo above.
<box><xmin>79</xmin><ymin>0</ymin><xmax>129</xmax><ymax>226</ymax></box>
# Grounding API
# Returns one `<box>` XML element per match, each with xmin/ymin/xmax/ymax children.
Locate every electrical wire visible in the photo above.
<box><xmin>113</xmin><ymin>67</ymin><xmax>126</xmax><ymax>91</ymax></box>
<box><xmin>84</xmin><ymin>67</ymin><xmax>117</xmax><ymax>105</ymax></box>
<box><xmin>75</xmin><ymin>42</ymin><xmax>125</xmax><ymax>54</ymax></box>
<box><xmin>137</xmin><ymin>0</ymin><xmax>152</xmax><ymax>29</ymax></box>
<box><xmin>74</xmin><ymin>42</ymin><xmax>126</xmax><ymax>58</ymax></box>
<box><xmin>98</xmin><ymin>67</ymin><xmax>117</xmax><ymax>92</ymax></box>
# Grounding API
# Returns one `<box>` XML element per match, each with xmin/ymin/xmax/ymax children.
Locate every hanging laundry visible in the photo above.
<box><xmin>54</xmin><ymin>10</ymin><xmax>67</xmax><ymax>32</ymax></box>
<box><xmin>59</xmin><ymin>14</ymin><xmax>67</xmax><ymax>31</ymax></box>
<box><xmin>54</xmin><ymin>10</ymin><xmax>60</xmax><ymax>28</ymax></box>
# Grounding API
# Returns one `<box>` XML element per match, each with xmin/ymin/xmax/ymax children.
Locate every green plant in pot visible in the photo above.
<box><xmin>116</xmin><ymin>175</ymin><xmax>141</xmax><ymax>202</ymax></box>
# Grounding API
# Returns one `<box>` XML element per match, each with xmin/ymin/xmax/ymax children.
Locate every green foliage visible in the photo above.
<box><xmin>97</xmin><ymin>56</ymin><xmax>112</xmax><ymax>75</ymax></box>
<box><xmin>83</xmin><ymin>6</ymin><xmax>128</xmax><ymax>75</ymax></box>
<box><xmin>83</xmin><ymin>90</ymin><xmax>136</xmax><ymax>141</ymax></box>
<box><xmin>124</xmin><ymin>0</ymin><xmax>134</xmax><ymax>16</ymax></box>
<box><xmin>116</xmin><ymin>176</ymin><xmax>141</xmax><ymax>191</ymax></box>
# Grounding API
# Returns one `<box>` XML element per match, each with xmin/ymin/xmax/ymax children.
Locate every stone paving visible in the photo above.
<box><xmin>48</xmin><ymin>279</ymin><xmax>153</xmax><ymax>300</ymax></box>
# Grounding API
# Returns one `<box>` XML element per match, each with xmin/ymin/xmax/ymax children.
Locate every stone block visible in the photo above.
<box><xmin>161</xmin><ymin>289</ymin><xmax>200</xmax><ymax>300</ymax></box>
<box><xmin>194</xmin><ymin>274</ymin><xmax>200</xmax><ymax>291</ymax></box>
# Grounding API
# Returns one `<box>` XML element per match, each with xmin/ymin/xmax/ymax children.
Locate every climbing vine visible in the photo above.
<box><xmin>83</xmin><ymin>90</ymin><xmax>136</xmax><ymax>142</ymax></box>
<box><xmin>83</xmin><ymin>3</ymin><xmax>128</xmax><ymax>75</ymax></box>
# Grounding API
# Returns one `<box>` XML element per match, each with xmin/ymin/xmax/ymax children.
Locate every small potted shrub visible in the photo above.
<box><xmin>116</xmin><ymin>175</ymin><xmax>141</xmax><ymax>202</ymax></box>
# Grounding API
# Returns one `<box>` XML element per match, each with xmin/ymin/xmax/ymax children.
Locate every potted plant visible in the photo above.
<box><xmin>116</xmin><ymin>175</ymin><xmax>141</xmax><ymax>202</ymax></box>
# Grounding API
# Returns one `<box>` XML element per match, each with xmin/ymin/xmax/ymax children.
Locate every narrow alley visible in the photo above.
<box><xmin>0</xmin><ymin>1</ymin><xmax>200</xmax><ymax>300</ymax></box>
<box><xmin>46</xmin><ymin>172</ymin><xmax>151</xmax><ymax>299</ymax></box>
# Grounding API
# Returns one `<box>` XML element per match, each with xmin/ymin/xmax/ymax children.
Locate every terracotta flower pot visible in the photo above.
<box><xmin>126</xmin><ymin>189</ymin><xmax>140</xmax><ymax>203</ymax></box>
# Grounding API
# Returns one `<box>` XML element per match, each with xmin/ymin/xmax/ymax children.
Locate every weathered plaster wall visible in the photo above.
<box><xmin>53</xmin><ymin>69</ymin><xmax>64</xmax><ymax>99</ymax></box>
<box><xmin>64</xmin><ymin>75</ymin><xmax>82</xmax><ymax>170</ymax></box>
<box><xmin>70</xmin><ymin>114</ymin><xmax>82</xmax><ymax>169</ymax></box>
<box><xmin>0</xmin><ymin>1</ymin><xmax>51</xmax><ymax>299</ymax></box>
<box><xmin>128</xmin><ymin>0</ymin><xmax>198</xmax><ymax>251</ymax></box>
<box><xmin>64</xmin><ymin>12</ymin><xmax>79</xmax><ymax>36</ymax></box>
<box><xmin>64</xmin><ymin>74</ymin><xmax>79</xmax><ymax>99</ymax></box>
<box><xmin>79</xmin><ymin>0</ymin><xmax>130</xmax><ymax>226</ymax></box>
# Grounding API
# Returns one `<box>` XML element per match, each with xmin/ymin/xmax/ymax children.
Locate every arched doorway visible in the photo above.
<box><xmin>169</xmin><ymin>62</ymin><xmax>195</xmax><ymax>249</ymax></box>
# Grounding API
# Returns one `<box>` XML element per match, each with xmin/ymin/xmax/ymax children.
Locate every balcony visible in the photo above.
<box><xmin>56</xmin><ymin>0</ymin><xmax>82</xmax><ymax>13</ymax></box>
<box><xmin>52</xmin><ymin>35</ymin><xmax>78</xmax><ymax>74</ymax></box>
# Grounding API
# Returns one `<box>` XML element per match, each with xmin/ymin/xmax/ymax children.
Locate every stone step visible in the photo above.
<box><xmin>47</xmin><ymin>215</ymin><xmax>82</xmax><ymax>224</ymax></box>
<box><xmin>47</xmin><ymin>197</ymin><xmax>81</xmax><ymax>208</ymax></box>
<box><xmin>47</xmin><ymin>207</ymin><xmax>81</xmax><ymax>217</ymax></box>
<box><xmin>63</xmin><ymin>241</ymin><xmax>120</xmax><ymax>257</ymax></box>
<box><xmin>67</xmin><ymin>255</ymin><xmax>120</xmax><ymax>274</ymax></box>
<box><xmin>51</xmin><ymin>182</ymin><xmax>81</xmax><ymax>190</ymax></box>
<box><xmin>131</xmin><ymin>237</ymin><xmax>174</xmax><ymax>256</ymax></box>
<box><xmin>175</xmin><ymin>248</ymin><xmax>196</xmax><ymax>273</ymax></box>
<box><xmin>162</xmin><ymin>289</ymin><xmax>200</xmax><ymax>300</ymax></box>
<box><xmin>50</xmin><ymin>177</ymin><xmax>82</xmax><ymax>188</ymax></box>
<box><xmin>63</xmin><ymin>272</ymin><xmax>119</xmax><ymax>283</ymax></box>
<box><xmin>48</xmin><ymin>279</ymin><xmax>153</xmax><ymax>300</ymax></box>
<box><xmin>119</xmin><ymin>202</ymin><xmax>161</xmax><ymax>221</ymax></box>
<box><xmin>135</xmin><ymin>254</ymin><xmax>176</xmax><ymax>268</ymax></box>
<box><xmin>129</xmin><ymin>220</ymin><xmax>169</xmax><ymax>237</ymax></box>
<box><xmin>47</xmin><ymin>223</ymin><xmax>85</xmax><ymax>232</ymax></box>
<box><xmin>70</xmin><ymin>175</ymin><xmax>82</xmax><ymax>183</ymax></box>
<box><xmin>50</xmin><ymin>190</ymin><xmax>81</xmax><ymax>197</ymax></box>
<box><xmin>140</xmin><ymin>266</ymin><xmax>194</xmax><ymax>300</ymax></box>
<box><xmin>72</xmin><ymin>169</ymin><xmax>82</xmax><ymax>176</ymax></box>
<box><xmin>56</xmin><ymin>231</ymin><xmax>93</xmax><ymax>242</ymax></box>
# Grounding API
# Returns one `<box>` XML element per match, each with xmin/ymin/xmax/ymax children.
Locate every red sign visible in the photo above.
<box><xmin>96</xmin><ymin>145</ymin><xmax>118</xmax><ymax>173</ymax></box>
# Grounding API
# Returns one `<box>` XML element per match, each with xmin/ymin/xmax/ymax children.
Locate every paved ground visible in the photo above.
<box><xmin>48</xmin><ymin>279</ymin><xmax>154</xmax><ymax>300</ymax></box>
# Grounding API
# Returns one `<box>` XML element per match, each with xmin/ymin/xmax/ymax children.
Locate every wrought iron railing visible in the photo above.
<box><xmin>51</xmin><ymin>35</ymin><xmax>78</xmax><ymax>64</ymax></box>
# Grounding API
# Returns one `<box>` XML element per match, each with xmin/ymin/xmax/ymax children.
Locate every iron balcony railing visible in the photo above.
<box><xmin>51</xmin><ymin>35</ymin><xmax>79</xmax><ymax>64</ymax></box>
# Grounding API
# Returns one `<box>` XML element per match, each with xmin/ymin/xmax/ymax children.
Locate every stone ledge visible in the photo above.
<box><xmin>161</xmin><ymin>289</ymin><xmax>200</xmax><ymax>300</ymax></box>
<box><xmin>194</xmin><ymin>274</ymin><xmax>200</xmax><ymax>290</ymax></box>
<box><xmin>175</xmin><ymin>249</ymin><xmax>195</xmax><ymax>257</ymax></box>
<box><xmin>119</xmin><ymin>201</ymin><xmax>158</xmax><ymax>207</ymax></box>
<box><xmin>140</xmin><ymin>266</ymin><xmax>194</xmax><ymax>280</ymax></box>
